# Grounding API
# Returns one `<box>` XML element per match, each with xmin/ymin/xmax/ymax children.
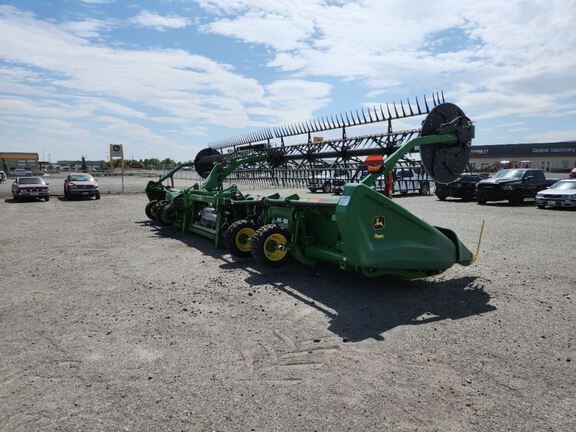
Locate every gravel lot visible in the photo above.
<box><xmin>0</xmin><ymin>187</ymin><xmax>574</xmax><ymax>431</ymax></box>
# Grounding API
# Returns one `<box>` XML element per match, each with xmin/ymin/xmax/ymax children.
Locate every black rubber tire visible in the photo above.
<box><xmin>159</xmin><ymin>204</ymin><xmax>178</xmax><ymax>225</ymax></box>
<box><xmin>225</xmin><ymin>220</ymin><xmax>257</xmax><ymax>258</ymax></box>
<box><xmin>250</xmin><ymin>224</ymin><xmax>291</xmax><ymax>267</ymax></box>
<box><xmin>308</xmin><ymin>188</ymin><xmax>317</xmax><ymax>193</ymax></box>
<box><xmin>477</xmin><ymin>198</ymin><xmax>487</xmax><ymax>205</ymax></box>
<box><xmin>151</xmin><ymin>201</ymin><xmax>168</xmax><ymax>223</ymax></box>
<box><xmin>537</xmin><ymin>205</ymin><xmax>545</xmax><ymax>209</ymax></box>
<box><xmin>419</xmin><ymin>183</ymin><xmax>430</xmax><ymax>195</ymax></box>
<box><xmin>95</xmin><ymin>193</ymin><xmax>100</xmax><ymax>200</ymax></box>
<box><xmin>45</xmin><ymin>196</ymin><xmax>49</xmax><ymax>201</ymax></box>
<box><xmin>509</xmin><ymin>197</ymin><xmax>523</xmax><ymax>206</ymax></box>
<box><xmin>145</xmin><ymin>200</ymin><xmax>158</xmax><ymax>220</ymax></box>
<box><xmin>436</xmin><ymin>193</ymin><xmax>447</xmax><ymax>201</ymax></box>
<box><xmin>64</xmin><ymin>190</ymin><xmax>68</xmax><ymax>200</ymax></box>
<box><xmin>322</xmin><ymin>182</ymin><xmax>332</xmax><ymax>193</ymax></box>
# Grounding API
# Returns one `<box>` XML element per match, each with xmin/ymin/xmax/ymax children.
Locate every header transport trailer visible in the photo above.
<box><xmin>145</xmin><ymin>94</ymin><xmax>481</xmax><ymax>279</ymax></box>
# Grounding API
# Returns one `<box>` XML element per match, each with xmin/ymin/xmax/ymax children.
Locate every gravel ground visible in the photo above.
<box><xmin>0</xmin><ymin>189</ymin><xmax>574</xmax><ymax>432</ymax></box>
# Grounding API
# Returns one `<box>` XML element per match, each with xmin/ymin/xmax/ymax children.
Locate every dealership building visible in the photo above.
<box><xmin>0</xmin><ymin>152</ymin><xmax>40</xmax><ymax>172</ymax></box>
<box><xmin>469</xmin><ymin>141</ymin><xmax>576</xmax><ymax>172</ymax></box>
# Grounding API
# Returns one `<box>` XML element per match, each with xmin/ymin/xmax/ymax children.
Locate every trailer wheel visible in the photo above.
<box><xmin>250</xmin><ymin>224</ymin><xmax>291</xmax><ymax>267</ymax></box>
<box><xmin>322</xmin><ymin>182</ymin><xmax>332</xmax><ymax>193</ymax></box>
<box><xmin>225</xmin><ymin>220</ymin><xmax>257</xmax><ymax>257</ymax></box>
<box><xmin>160</xmin><ymin>204</ymin><xmax>178</xmax><ymax>225</ymax></box>
<box><xmin>145</xmin><ymin>200</ymin><xmax>158</xmax><ymax>220</ymax></box>
<box><xmin>419</xmin><ymin>183</ymin><xmax>430</xmax><ymax>195</ymax></box>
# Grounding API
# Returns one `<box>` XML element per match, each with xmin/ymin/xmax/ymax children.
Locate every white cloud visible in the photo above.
<box><xmin>130</xmin><ymin>10</ymin><xmax>191</xmax><ymax>31</ymax></box>
<box><xmin>529</xmin><ymin>130</ymin><xmax>576</xmax><ymax>143</ymax></box>
<box><xmin>62</xmin><ymin>19</ymin><xmax>112</xmax><ymax>38</ymax></box>
<box><xmin>0</xmin><ymin>5</ymin><xmax>335</xmax><ymax>159</ymax></box>
<box><xmin>79</xmin><ymin>0</ymin><xmax>114</xmax><ymax>4</ymax></box>
<box><xmin>199</xmin><ymin>0</ymin><xmax>576</xmax><ymax>120</ymax></box>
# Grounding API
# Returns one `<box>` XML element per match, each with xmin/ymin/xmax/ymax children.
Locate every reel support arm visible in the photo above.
<box><xmin>201</xmin><ymin>153</ymin><xmax>268</xmax><ymax>191</ymax></box>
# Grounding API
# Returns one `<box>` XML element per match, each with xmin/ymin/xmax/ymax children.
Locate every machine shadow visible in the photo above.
<box><xmin>138</xmin><ymin>220</ymin><xmax>496</xmax><ymax>343</ymax></box>
<box><xmin>242</xmin><ymin>263</ymin><xmax>495</xmax><ymax>342</ymax></box>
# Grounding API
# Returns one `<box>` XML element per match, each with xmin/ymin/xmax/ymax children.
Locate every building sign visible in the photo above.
<box><xmin>110</xmin><ymin>144</ymin><xmax>124</xmax><ymax>158</ymax></box>
<box><xmin>471</xmin><ymin>141</ymin><xmax>576</xmax><ymax>157</ymax></box>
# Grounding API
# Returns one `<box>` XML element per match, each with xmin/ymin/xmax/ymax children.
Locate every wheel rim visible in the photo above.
<box><xmin>235</xmin><ymin>227</ymin><xmax>255</xmax><ymax>252</ymax></box>
<box><xmin>263</xmin><ymin>233</ymin><xmax>288</xmax><ymax>262</ymax></box>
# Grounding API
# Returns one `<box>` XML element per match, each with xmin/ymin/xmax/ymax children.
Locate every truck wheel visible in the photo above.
<box><xmin>322</xmin><ymin>182</ymin><xmax>332</xmax><ymax>193</ymax></box>
<box><xmin>477</xmin><ymin>198</ymin><xmax>487</xmax><ymax>205</ymax></box>
<box><xmin>537</xmin><ymin>204</ymin><xmax>545</xmax><ymax>209</ymax></box>
<box><xmin>250</xmin><ymin>224</ymin><xmax>291</xmax><ymax>267</ymax></box>
<box><xmin>95</xmin><ymin>193</ymin><xmax>100</xmax><ymax>200</ymax></box>
<box><xmin>225</xmin><ymin>220</ymin><xmax>257</xmax><ymax>258</ymax></box>
<box><xmin>45</xmin><ymin>196</ymin><xmax>50</xmax><ymax>202</ymax></box>
<box><xmin>145</xmin><ymin>200</ymin><xmax>158</xmax><ymax>220</ymax></box>
<box><xmin>436</xmin><ymin>193</ymin><xmax>447</xmax><ymax>201</ymax></box>
<box><xmin>509</xmin><ymin>197</ymin><xmax>522</xmax><ymax>206</ymax></box>
<box><xmin>308</xmin><ymin>188</ymin><xmax>317</xmax><ymax>193</ymax></box>
<box><xmin>419</xmin><ymin>183</ymin><xmax>430</xmax><ymax>195</ymax></box>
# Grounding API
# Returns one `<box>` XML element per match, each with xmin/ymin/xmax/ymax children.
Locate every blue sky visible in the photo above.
<box><xmin>0</xmin><ymin>0</ymin><xmax>575</xmax><ymax>162</ymax></box>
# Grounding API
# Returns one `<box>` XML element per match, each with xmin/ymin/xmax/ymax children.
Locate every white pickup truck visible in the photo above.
<box><xmin>9</xmin><ymin>168</ymin><xmax>33</xmax><ymax>177</ymax></box>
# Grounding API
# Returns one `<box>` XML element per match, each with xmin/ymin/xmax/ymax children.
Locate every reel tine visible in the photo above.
<box><xmin>380</xmin><ymin>104</ymin><xmax>387</xmax><ymax>120</ymax></box>
<box><xmin>415</xmin><ymin>96</ymin><xmax>422</xmax><ymax>115</ymax></box>
<box><xmin>345</xmin><ymin>111</ymin><xmax>352</xmax><ymax>126</ymax></box>
<box><xmin>362</xmin><ymin>107</ymin><xmax>369</xmax><ymax>123</ymax></box>
<box><xmin>441</xmin><ymin>90</ymin><xmax>445</xmax><ymax>103</ymax></box>
<box><xmin>407</xmin><ymin>98</ymin><xmax>414</xmax><ymax>116</ymax></box>
<box><xmin>393</xmin><ymin>101</ymin><xmax>399</xmax><ymax>118</ymax></box>
<box><xmin>400</xmin><ymin>100</ymin><xmax>407</xmax><ymax>117</ymax></box>
<box><xmin>432</xmin><ymin>92</ymin><xmax>437</xmax><ymax>106</ymax></box>
<box><xmin>386</xmin><ymin>103</ymin><xmax>392</xmax><ymax>119</ymax></box>
<box><xmin>373</xmin><ymin>106</ymin><xmax>380</xmax><ymax>121</ymax></box>
<box><xmin>424</xmin><ymin>94</ymin><xmax>430</xmax><ymax>112</ymax></box>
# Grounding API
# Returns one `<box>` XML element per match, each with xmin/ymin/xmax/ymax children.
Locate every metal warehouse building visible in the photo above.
<box><xmin>469</xmin><ymin>141</ymin><xmax>576</xmax><ymax>172</ymax></box>
<box><xmin>0</xmin><ymin>152</ymin><xmax>40</xmax><ymax>172</ymax></box>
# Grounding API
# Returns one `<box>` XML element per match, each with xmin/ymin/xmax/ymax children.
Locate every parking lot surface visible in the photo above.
<box><xmin>0</xmin><ymin>191</ymin><xmax>574</xmax><ymax>431</ymax></box>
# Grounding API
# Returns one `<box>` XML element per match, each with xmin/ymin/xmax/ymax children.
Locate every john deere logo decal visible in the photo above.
<box><xmin>373</xmin><ymin>216</ymin><xmax>385</xmax><ymax>230</ymax></box>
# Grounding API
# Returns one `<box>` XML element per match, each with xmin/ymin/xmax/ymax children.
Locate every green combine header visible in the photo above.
<box><xmin>145</xmin><ymin>95</ymin><xmax>481</xmax><ymax>279</ymax></box>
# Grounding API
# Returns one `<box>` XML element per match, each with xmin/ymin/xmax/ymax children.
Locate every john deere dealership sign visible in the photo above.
<box><xmin>471</xmin><ymin>141</ymin><xmax>576</xmax><ymax>157</ymax></box>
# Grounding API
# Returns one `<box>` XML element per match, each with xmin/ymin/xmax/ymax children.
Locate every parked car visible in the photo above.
<box><xmin>435</xmin><ymin>174</ymin><xmax>487</xmax><ymax>201</ymax></box>
<box><xmin>535</xmin><ymin>179</ymin><xmax>576</xmax><ymax>209</ymax></box>
<box><xmin>9</xmin><ymin>168</ymin><xmax>33</xmax><ymax>177</ymax></box>
<box><xmin>64</xmin><ymin>173</ymin><xmax>100</xmax><ymax>200</ymax></box>
<box><xmin>11</xmin><ymin>176</ymin><xmax>49</xmax><ymax>201</ymax></box>
<box><xmin>475</xmin><ymin>169</ymin><xmax>557</xmax><ymax>205</ymax></box>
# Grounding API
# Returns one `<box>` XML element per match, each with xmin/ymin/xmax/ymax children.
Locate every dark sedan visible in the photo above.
<box><xmin>435</xmin><ymin>174</ymin><xmax>486</xmax><ymax>201</ymax></box>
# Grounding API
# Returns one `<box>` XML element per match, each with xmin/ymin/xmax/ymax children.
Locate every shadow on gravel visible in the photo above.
<box><xmin>243</xmin><ymin>264</ymin><xmax>495</xmax><ymax>342</ymax></box>
<box><xmin>138</xmin><ymin>220</ymin><xmax>496</xmax><ymax>342</ymax></box>
<box><xmin>477</xmin><ymin>201</ymin><xmax>536</xmax><ymax>207</ymax></box>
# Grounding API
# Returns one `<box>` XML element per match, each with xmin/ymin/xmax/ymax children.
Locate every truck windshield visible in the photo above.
<box><xmin>69</xmin><ymin>175</ymin><xmax>93</xmax><ymax>181</ymax></box>
<box><xmin>550</xmin><ymin>181</ymin><xmax>576</xmax><ymax>190</ymax></box>
<box><xmin>493</xmin><ymin>170</ymin><xmax>523</xmax><ymax>180</ymax></box>
<box><xmin>18</xmin><ymin>177</ymin><xmax>44</xmax><ymax>184</ymax></box>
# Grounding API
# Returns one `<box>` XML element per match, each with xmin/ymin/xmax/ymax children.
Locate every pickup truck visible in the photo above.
<box><xmin>9</xmin><ymin>168</ymin><xmax>33</xmax><ymax>177</ymax></box>
<box><xmin>475</xmin><ymin>169</ymin><xmax>557</xmax><ymax>205</ymax></box>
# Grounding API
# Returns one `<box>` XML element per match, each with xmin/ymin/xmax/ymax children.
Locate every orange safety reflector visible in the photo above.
<box><xmin>364</xmin><ymin>155</ymin><xmax>383</xmax><ymax>165</ymax></box>
<box><xmin>364</xmin><ymin>155</ymin><xmax>384</xmax><ymax>173</ymax></box>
